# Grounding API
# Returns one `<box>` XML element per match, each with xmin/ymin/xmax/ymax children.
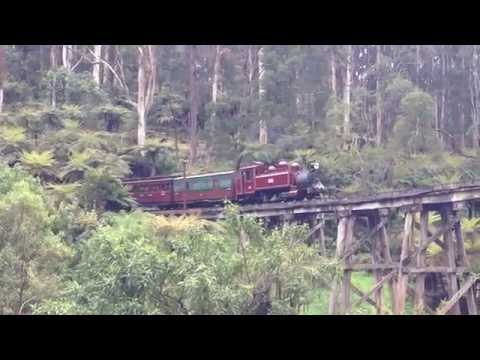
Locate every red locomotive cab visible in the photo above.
<box><xmin>236</xmin><ymin>165</ymin><xmax>256</xmax><ymax>196</ymax></box>
<box><xmin>253</xmin><ymin>161</ymin><xmax>292</xmax><ymax>196</ymax></box>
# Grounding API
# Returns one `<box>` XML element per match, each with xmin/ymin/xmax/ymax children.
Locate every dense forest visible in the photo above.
<box><xmin>1</xmin><ymin>45</ymin><xmax>480</xmax><ymax>315</ymax></box>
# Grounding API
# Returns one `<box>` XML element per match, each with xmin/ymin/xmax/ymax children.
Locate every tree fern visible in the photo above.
<box><xmin>0</xmin><ymin>125</ymin><xmax>26</xmax><ymax>143</ymax></box>
<box><xmin>20</xmin><ymin>150</ymin><xmax>56</xmax><ymax>181</ymax></box>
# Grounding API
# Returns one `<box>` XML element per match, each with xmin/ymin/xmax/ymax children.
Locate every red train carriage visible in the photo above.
<box><xmin>124</xmin><ymin>175</ymin><xmax>175</xmax><ymax>207</ymax></box>
<box><xmin>124</xmin><ymin>161</ymin><xmax>319</xmax><ymax>209</ymax></box>
<box><xmin>172</xmin><ymin>171</ymin><xmax>235</xmax><ymax>206</ymax></box>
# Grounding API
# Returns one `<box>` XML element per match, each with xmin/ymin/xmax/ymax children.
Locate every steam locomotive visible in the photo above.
<box><xmin>123</xmin><ymin>161</ymin><xmax>325</xmax><ymax>209</ymax></box>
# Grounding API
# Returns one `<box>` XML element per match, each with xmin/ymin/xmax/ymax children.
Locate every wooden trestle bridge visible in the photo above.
<box><xmin>146</xmin><ymin>182</ymin><xmax>480</xmax><ymax>315</ymax></box>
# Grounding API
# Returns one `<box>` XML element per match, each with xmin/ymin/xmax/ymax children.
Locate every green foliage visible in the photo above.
<box><xmin>459</xmin><ymin>157</ymin><xmax>480</xmax><ymax>183</ymax></box>
<box><xmin>0</xmin><ymin>125</ymin><xmax>27</xmax><ymax>164</ymax></box>
<box><xmin>42</xmin><ymin>69</ymin><xmax>107</xmax><ymax>106</ymax></box>
<box><xmin>95</xmin><ymin>105</ymin><xmax>135</xmax><ymax>132</ymax></box>
<box><xmin>0</xmin><ymin>125</ymin><xmax>26</xmax><ymax>143</ymax></box>
<box><xmin>383</xmin><ymin>75</ymin><xmax>414</xmax><ymax>117</ymax></box>
<box><xmin>36</xmin><ymin>205</ymin><xmax>323</xmax><ymax>315</ymax></box>
<box><xmin>239</xmin><ymin>143</ymin><xmax>284</xmax><ymax>165</ymax></box>
<box><xmin>355</xmin><ymin>147</ymin><xmax>395</xmax><ymax>193</ymax></box>
<box><xmin>391</xmin><ymin>90</ymin><xmax>439</xmax><ymax>155</ymax></box>
<box><xmin>3</xmin><ymin>80</ymin><xmax>33</xmax><ymax>104</ymax></box>
<box><xmin>51</xmin><ymin>201</ymin><xmax>99</xmax><ymax>244</ymax></box>
<box><xmin>121</xmin><ymin>139</ymin><xmax>178</xmax><ymax>177</ymax></box>
<box><xmin>21</xmin><ymin>150</ymin><xmax>55</xmax><ymax>168</ymax></box>
<box><xmin>0</xmin><ymin>165</ymin><xmax>72</xmax><ymax>314</ymax></box>
<box><xmin>20</xmin><ymin>150</ymin><xmax>56</xmax><ymax>181</ymax></box>
<box><xmin>149</xmin><ymin>86</ymin><xmax>188</xmax><ymax>127</ymax></box>
<box><xmin>77</xmin><ymin>169</ymin><xmax>134</xmax><ymax>212</ymax></box>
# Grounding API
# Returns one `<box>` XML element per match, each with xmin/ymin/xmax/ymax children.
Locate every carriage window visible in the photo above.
<box><xmin>151</xmin><ymin>184</ymin><xmax>168</xmax><ymax>191</ymax></box>
<box><xmin>244</xmin><ymin>170</ymin><xmax>253</xmax><ymax>181</ymax></box>
<box><xmin>217</xmin><ymin>176</ymin><xmax>232</xmax><ymax>189</ymax></box>
<box><xmin>174</xmin><ymin>180</ymin><xmax>186</xmax><ymax>192</ymax></box>
<box><xmin>190</xmin><ymin>178</ymin><xmax>213</xmax><ymax>192</ymax></box>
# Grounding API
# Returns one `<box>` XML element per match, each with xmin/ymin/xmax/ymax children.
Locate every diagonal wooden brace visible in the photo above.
<box><xmin>352</xmin><ymin>271</ymin><xmax>396</xmax><ymax>310</ymax></box>
<box><xmin>436</xmin><ymin>275</ymin><xmax>479</xmax><ymax>315</ymax></box>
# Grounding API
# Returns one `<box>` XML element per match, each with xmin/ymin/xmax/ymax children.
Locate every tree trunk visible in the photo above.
<box><xmin>137</xmin><ymin>56</ymin><xmax>146</xmax><ymax>148</ymax></box>
<box><xmin>472</xmin><ymin>45</ymin><xmax>480</xmax><ymax>149</ymax></box>
<box><xmin>440</xmin><ymin>51</ymin><xmax>447</xmax><ymax>146</ymax></box>
<box><xmin>0</xmin><ymin>46</ymin><xmax>5</xmax><ymax>114</ymax></box>
<box><xmin>343</xmin><ymin>45</ymin><xmax>352</xmax><ymax>150</ymax></box>
<box><xmin>103</xmin><ymin>45</ymin><xmax>114</xmax><ymax>91</ymax></box>
<box><xmin>173</xmin><ymin>113</ymin><xmax>179</xmax><ymax>161</ymax></box>
<box><xmin>50</xmin><ymin>45</ymin><xmax>58</xmax><ymax>69</ymax></box>
<box><xmin>376</xmin><ymin>45</ymin><xmax>383</xmax><ymax>146</ymax></box>
<box><xmin>92</xmin><ymin>45</ymin><xmax>102</xmax><ymax>85</ymax></box>
<box><xmin>212</xmin><ymin>45</ymin><xmax>222</xmax><ymax>104</ymax></box>
<box><xmin>330</xmin><ymin>47</ymin><xmax>337</xmax><ymax>97</ymax></box>
<box><xmin>416</xmin><ymin>45</ymin><xmax>421</xmax><ymax>86</ymax></box>
<box><xmin>459</xmin><ymin>103</ymin><xmax>465</xmax><ymax>151</ymax></box>
<box><xmin>50</xmin><ymin>45</ymin><xmax>58</xmax><ymax>109</ymax></box>
<box><xmin>137</xmin><ymin>104</ymin><xmax>146</xmax><ymax>148</ymax></box>
<box><xmin>470</xmin><ymin>67</ymin><xmax>478</xmax><ymax>149</ymax></box>
<box><xmin>113</xmin><ymin>45</ymin><xmax>129</xmax><ymax>96</ymax></box>
<box><xmin>40</xmin><ymin>45</ymin><xmax>46</xmax><ymax>73</ymax></box>
<box><xmin>62</xmin><ymin>45</ymin><xmax>73</xmax><ymax>71</ymax></box>
<box><xmin>137</xmin><ymin>45</ymin><xmax>157</xmax><ymax>148</ymax></box>
<box><xmin>295</xmin><ymin>68</ymin><xmax>303</xmax><ymax>116</ymax></box>
<box><xmin>188</xmin><ymin>45</ymin><xmax>200</xmax><ymax>163</ymax></box>
<box><xmin>208</xmin><ymin>45</ymin><xmax>224</xmax><ymax>167</ymax></box>
<box><xmin>247</xmin><ymin>45</ymin><xmax>257</xmax><ymax>98</ymax></box>
<box><xmin>434</xmin><ymin>95</ymin><xmax>440</xmax><ymax>140</ymax></box>
<box><xmin>258</xmin><ymin>46</ymin><xmax>268</xmax><ymax>145</ymax></box>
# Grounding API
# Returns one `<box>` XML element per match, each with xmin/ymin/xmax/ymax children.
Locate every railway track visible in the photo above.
<box><xmin>141</xmin><ymin>181</ymin><xmax>480</xmax><ymax>220</ymax></box>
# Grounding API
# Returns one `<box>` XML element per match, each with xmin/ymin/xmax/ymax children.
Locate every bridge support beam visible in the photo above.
<box><xmin>440</xmin><ymin>206</ymin><xmax>461</xmax><ymax>315</ymax></box>
<box><xmin>306</xmin><ymin>214</ymin><xmax>327</xmax><ymax>255</ymax></box>
<box><xmin>368</xmin><ymin>209</ymin><xmax>393</xmax><ymax>314</ymax></box>
<box><xmin>328</xmin><ymin>212</ymin><xmax>356</xmax><ymax>314</ymax></box>
<box><xmin>328</xmin><ymin>203</ymin><xmax>478</xmax><ymax>315</ymax></box>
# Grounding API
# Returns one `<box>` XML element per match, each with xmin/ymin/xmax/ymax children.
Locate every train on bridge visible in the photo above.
<box><xmin>123</xmin><ymin>161</ymin><xmax>326</xmax><ymax>209</ymax></box>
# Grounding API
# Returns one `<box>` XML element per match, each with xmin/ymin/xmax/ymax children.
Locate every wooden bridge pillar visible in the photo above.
<box><xmin>452</xmin><ymin>206</ymin><xmax>477</xmax><ymax>315</ymax></box>
<box><xmin>413</xmin><ymin>207</ymin><xmax>429</xmax><ymax>313</ymax></box>
<box><xmin>392</xmin><ymin>208</ymin><xmax>415</xmax><ymax>314</ymax></box>
<box><xmin>282</xmin><ymin>213</ymin><xmax>295</xmax><ymax>227</ymax></box>
<box><xmin>318</xmin><ymin>214</ymin><xmax>327</xmax><ymax>256</ymax></box>
<box><xmin>306</xmin><ymin>214</ymin><xmax>327</xmax><ymax>255</ymax></box>
<box><xmin>368</xmin><ymin>209</ymin><xmax>393</xmax><ymax>314</ymax></box>
<box><xmin>440</xmin><ymin>206</ymin><xmax>461</xmax><ymax>315</ymax></box>
<box><xmin>328</xmin><ymin>212</ymin><xmax>355</xmax><ymax>314</ymax></box>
